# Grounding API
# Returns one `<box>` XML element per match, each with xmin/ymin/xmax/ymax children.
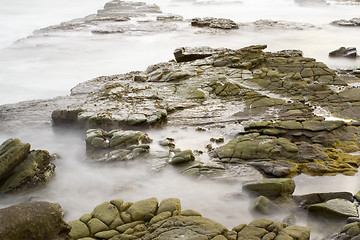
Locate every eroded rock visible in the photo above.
<box><xmin>68</xmin><ymin>197</ymin><xmax>311</xmax><ymax>240</ymax></box>
<box><xmin>0</xmin><ymin>138</ymin><xmax>55</xmax><ymax>193</ymax></box>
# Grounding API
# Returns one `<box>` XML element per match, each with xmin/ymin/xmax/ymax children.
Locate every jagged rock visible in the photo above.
<box><xmin>0</xmin><ymin>138</ymin><xmax>55</xmax><ymax>193</ymax></box>
<box><xmin>329</xmin><ymin>47</ymin><xmax>358</xmax><ymax>58</ymax></box>
<box><xmin>308</xmin><ymin>198</ymin><xmax>359</xmax><ymax>219</ymax></box>
<box><xmin>191</xmin><ymin>17</ymin><xmax>239</xmax><ymax>29</ymax></box>
<box><xmin>0</xmin><ymin>201</ymin><xmax>70</xmax><ymax>240</ymax></box>
<box><xmin>242</xmin><ymin>178</ymin><xmax>296</xmax><ymax>198</ymax></box>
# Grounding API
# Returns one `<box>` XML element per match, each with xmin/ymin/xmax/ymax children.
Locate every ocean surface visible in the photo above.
<box><xmin>0</xmin><ymin>0</ymin><xmax>360</xmax><ymax>238</ymax></box>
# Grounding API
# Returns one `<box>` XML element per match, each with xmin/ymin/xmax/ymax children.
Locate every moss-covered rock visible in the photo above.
<box><xmin>243</xmin><ymin>178</ymin><xmax>296</xmax><ymax>198</ymax></box>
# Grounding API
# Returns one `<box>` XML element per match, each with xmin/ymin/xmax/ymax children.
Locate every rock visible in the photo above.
<box><xmin>69</xmin><ymin>220</ymin><xmax>91</xmax><ymax>239</ymax></box>
<box><xmin>157</xmin><ymin>198</ymin><xmax>181</xmax><ymax>215</ymax></box>
<box><xmin>169</xmin><ymin>150</ymin><xmax>195</xmax><ymax>165</ymax></box>
<box><xmin>67</xmin><ymin>197</ymin><xmax>313</xmax><ymax>240</ymax></box>
<box><xmin>174</xmin><ymin>47</ymin><xmax>212</xmax><ymax>63</ymax></box>
<box><xmin>0</xmin><ymin>201</ymin><xmax>70</xmax><ymax>240</ymax></box>
<box><xmin>91</xmin><ymin>202</ymin><xmax>119</xmax><ymax>226</ymax></box>
<box><xmin>109</xmin><ymin>130</ymin><xmax>151</xmax><ymax>148</ymax></box>
<box><xmin>0</xmin><ymin>138</ymin><xmax>55</xmax><ymax>193</ymax></box>
<box><xmin>242</xmin><ymin>178</ymin><xmax>296</xmax><ymax>198</ymax></box>
<box><xmin>250</xmin><ymin>195</ymin><xmax>281</xmax><ymax>215</ymax></box>
<box><xmin>127</xmin><ymin>197</ymin><xmax>158</xmax><ymax>221</ymax></box>
<box><xmin>293</xmin><ymin>192</ymin><xmax>354</xmax><ymax>208</ymax></box>
<box><xmin>329</xmin><ymin>47</ymin><xmax>358</xmax><ymax>58</ymax></box>
<box><xmin>191</xmin><ymin>17</ymin><xmax>239</xmax><ymax>29</ymax></box>
<box><xmin>280</xmin><ymin>225</ymin><xmax>311</xmax><ymax>240</ymax></box>
<box><xmin>331</xmin><ymin>18</ymin><xmax>360</xmax><ymax>27</ymax></box>
<box><xmin>308</xmin><ymin>198</ymin><xmax>359</xmax><ymax>219</ymax></box>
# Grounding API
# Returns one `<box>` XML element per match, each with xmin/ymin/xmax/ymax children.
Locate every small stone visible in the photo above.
<box><xmin>68</xmin><ymin>220</ymin><xmax>91</xmax><ymax>239</ymax></box>
<box><xmin>87</xmin><ymin>218</ymin><xmax>109</xmax><ymax>236</ymax></box>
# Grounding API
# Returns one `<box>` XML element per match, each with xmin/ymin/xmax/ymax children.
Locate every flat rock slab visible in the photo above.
<box><xmin>308</xmin><ymin>198</ymin><xmax>359</xmax><ymax>219</ymax></box>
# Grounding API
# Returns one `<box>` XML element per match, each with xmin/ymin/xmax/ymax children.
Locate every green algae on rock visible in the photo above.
<box><xmin>68</xmin><ymin>197</ymin><xmax>311</xmax><ymax>240</ymax></box>
<box><xmin>0</xmin><ymin>138</ymin><xmax>55</xmax><ymax>193</ymax></box>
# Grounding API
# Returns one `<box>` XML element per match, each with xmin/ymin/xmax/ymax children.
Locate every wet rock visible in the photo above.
<box><xmin>250</xmin><ymin>195</ymin><xmax>281</xmax><ymax>215</ymax></box>
<box><xmin>0</xmin><ymin>138</ymin><xmax>55</xmax><ymax>193</ymax></box>
<box><xmin>242</xmin><ymin>178</ymin><xmax>296</xmax><ymax>198</ymax></box>
<box><xmin>332</xmin><ymin>18</ymin><xmax>360</xmax><ymax>27</ymax></box>
<box><xmin>0</xmin><ymin>201</ymin><xmax>70</xmax><ymax>240</ymax></box>
<box><xmin>191</xmin><ymin>17</ymin><xmax>239</xmax><ymax>29</ymax></box>
<box><xmin>169</xmin><ymin>149</ymin><xmax>195</xmax><ymax>165</ymax></box>
<box><xmin>174</xmin><ymin>47</ymin><xmax>212</xmax><ymax>63</ymax></box>
<box><xmin>308</xmin><ymin>198</ymin><xmax>359</xmax><ymax>219</ymax></box>
<box><xmin>85</xmin><ymin>129</ymin><xmax>152</xmax><ymax>162</ymax></box>
<box><xmin>294</xmin><ymin>192</ymin><xmax>354</xmax><ymax>208</ymax></box>
<box><xmin>329</xmin><ymin>47</ymin><xmax>358</xmax><ymax>58</ymax></box>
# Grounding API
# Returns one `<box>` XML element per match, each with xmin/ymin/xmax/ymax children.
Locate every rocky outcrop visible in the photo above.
<box><xmin>0</xmin><ymin>201</ymin><xmax>70</xmax><ymax>240</ymax></box>
<box><xmin>191</xmin><ymin>17</ymin><xmax>239</xmax><ymax>29</ymax></box>
<box><xmin>0</xmin><ymin>138</ymin><xmax>55</xmax><ymax>193</ymax></box>
<box><xmin>85</xmin><ymin>129</ymin><xmax>152</xmax><ymax>162</ymax></box>
<box><xmin>329</xmin><ymin>47</ymin><xmax>358</xmax><ymax>58</ymax></box>
<box><xmin>326</xmin><ymin>222</ymin><xmax>360</xmax><ymax>240</ymax></box>
<box><xmin>215</xmin><ymin>119</ymin><xmax>360</xmax><ymax>176</ymax></box>
<box><xmin>68</xmin><ymin>197</ymin><xmax>311</xmax><ymax>240</ymax></box>
<box><xmin>243</xmin><ymin>178</ymin><xmax>296</xmax><ymax>198</ymax></box>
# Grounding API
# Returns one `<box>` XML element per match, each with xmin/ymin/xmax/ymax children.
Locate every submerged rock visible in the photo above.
<box><xmin>0</xmin><ymin>138</ymin><xmax>55</xmax><ymax>193</ymax></box>
<box><xmin>68</xmin><ymin>197</ymin><xmax>311</xmax><ymax>240</ymax></box>
<box><xmin>0</xmin><ymin>201</ymin><xmax>70</xmax><ymax>240</ymax></box>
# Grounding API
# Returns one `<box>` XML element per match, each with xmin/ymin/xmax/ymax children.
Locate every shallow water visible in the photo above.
<box><xmin>1</xmin><ymin>0</ymin><xmax>360</xmax><ymax>239</ymax></box>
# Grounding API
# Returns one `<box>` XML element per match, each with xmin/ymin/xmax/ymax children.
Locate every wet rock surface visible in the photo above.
<box><xmin>68</xmin><ymin>197</ymin><xmax>311</xmax><ymax>240</ymax></box>
<box><xmin>191</xmin><ymin>17</ymin><xmax>239</xmax><ymax>29</ymax></box>
<box><xmin>331</xmin><ymin>17</ymin><xmax>360</xmax><ymax>27</ymax></box>
<box><xmin>0</xmin><ymin>138</ymin><xmax>55</xmax><ymax>193</ymax></box>
<box><xmin>0</xmin><ymin>201</ymin><xmax>70</xmax><ymax>240</ymax></box>
<box><xmin>329</xmin><ymin>47</ymin><xmax>359</xmax><ymax>58</ymax></box>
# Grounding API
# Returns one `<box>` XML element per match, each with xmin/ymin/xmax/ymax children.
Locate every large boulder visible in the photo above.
<box><xmin>0</xmin><ymin>201</ymin><xmax>70</xmax><ymax>240</ymax></box>
<box><xmin>0</xmin><ymin>138</ymin><xmax>55</xmax><ymax>193</ymax></box>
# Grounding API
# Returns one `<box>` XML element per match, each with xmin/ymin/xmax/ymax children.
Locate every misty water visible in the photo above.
<box><xmin>0</xmin><ymin>0</ymin><xmax>360</xmax><ymax>239</ymax></box>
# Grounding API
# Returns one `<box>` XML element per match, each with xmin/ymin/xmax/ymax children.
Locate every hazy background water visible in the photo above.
<box><xmin>0</xmin><ymin>0</ymin><xmax>360</xmax><ymax>238</ymax></box>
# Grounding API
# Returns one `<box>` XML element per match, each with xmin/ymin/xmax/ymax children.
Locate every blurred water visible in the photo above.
<box><xmin>0</xmin><ymin>0</ymin><xmax>360</xmax><ymax>238</ymax></box>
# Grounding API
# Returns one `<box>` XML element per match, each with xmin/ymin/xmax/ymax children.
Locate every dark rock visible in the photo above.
<box><xmin>331</xmin><ymin>18</ymin><xmax>360</xmax><ymax>27</ymax></box>
<box><xmin>52</xmin><ymin>109</ymin><xmax>83</xmax><ymax>124</ymax></box>
<box><xmin>329</xmin><ymin>47</ymin><xmax>358</xmax><ymax>58</ymax></box>
<box><xmin>169</xmin><ymin>150</ymin><xmax>195</xmax><ymax>165</ymax></box>
<box><xmin>0</xmin><ymin>201</ymin><xmax>70</xmax><ymax>240</ymax></box>
<box><xmin>191</xmin><ymin>17</ymin><xmax>239</xmax><ymax>29</ymax></box>
<box><xmin>174</xmin><ymin>47</ymin><xmax>212</xmax><ymax>63</ymax></box>
<box><xmin>293</xmin><ymin>192</ymin><xmax>354</xmax><ymax>208</ymax></box>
